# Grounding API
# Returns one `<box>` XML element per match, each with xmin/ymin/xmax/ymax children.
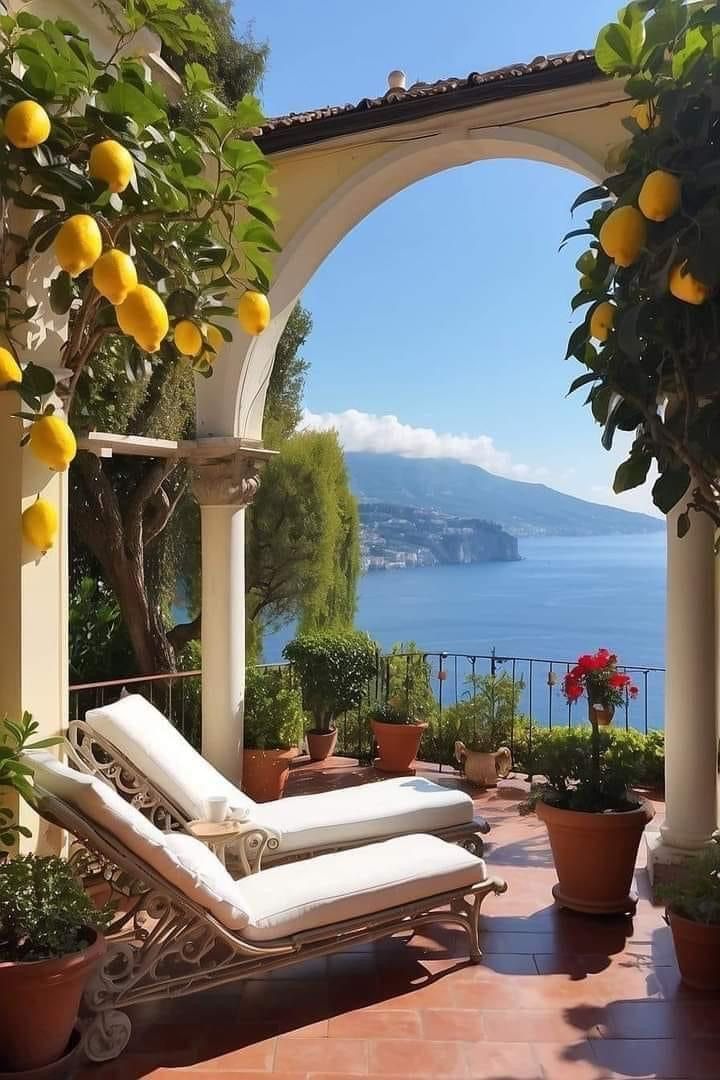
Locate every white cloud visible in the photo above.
<box><xmin>300</xmin><ymin>407</ymin><xmax>664</xmax><ymax>520</ymax></box>
<box><xmin>300</xmin><ymin>408</ymin><xmax>543</xmax><ymax>481</ymax></box>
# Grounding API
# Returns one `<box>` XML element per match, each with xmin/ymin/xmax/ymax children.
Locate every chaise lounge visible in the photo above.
<box><xmin>68</xmin><ymin>694</ymin><xmax>490</xmax><ymax>871</ymax></box>
<box><xmin>27</xmin><ymin>750</ymin><xmax>507</xmax><ymax>1063</ymax></box>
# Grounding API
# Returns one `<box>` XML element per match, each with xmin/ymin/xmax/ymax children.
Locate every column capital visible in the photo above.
<box><xmin>191</xmin><ymin>452</ymin><xmax>262</xmax><ymax>509</ymax></box>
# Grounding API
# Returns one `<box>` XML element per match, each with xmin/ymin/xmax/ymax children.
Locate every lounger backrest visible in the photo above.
<box><xmin>85</xmin><ymin>694</ymin><xmax>255</xmax><ymax>822</ymax></box>
<box><xmin>25</xmin><ymin>751</ymin><xmax>251</xmax><ymax>930</ymax></box>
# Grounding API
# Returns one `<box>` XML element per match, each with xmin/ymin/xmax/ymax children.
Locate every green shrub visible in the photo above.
<box><xmin>243</xmin><ymin>667</ymin><xmax>304</xmax><ymax>750</ymax></box>
<box><xmin>422</xmin><ymin>673</ymin><xmax>526</xmax><ymax>765</ymax></box>
<box><xmin>0</xmin><ymin>855</ymin><xmax>113</xmax><ymax>962</ymax></box>
<box><xmin>382</xmin><ymin>643</ymin><xmax>438</xmax><ymax>723</ymax></box>
<box><xmin>657</xmin><ymin>848</ymin><xmax>720</xmax><ymax>925</ymax></box>
<box><xmin>283</xmin><ymin>630</ymin><xmax>377</xmax><ymax>733</ymax></box>
<box><xmin>525</xmin><ymin>726</ymin><xmax>662</xmax><ymax>812</ymax></box>
<box><xmin>1</xmin><ymin>713</ymin><xmax>62</xmax><ymax>850</ymax></box>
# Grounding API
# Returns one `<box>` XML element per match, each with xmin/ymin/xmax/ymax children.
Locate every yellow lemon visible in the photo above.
<box><xmin>92</xmin><ymin>249</ymin><xmax>137</xmax><ymax>305</ymax></box>
<box><xmin>22</xmin><ymin>497</ymin><xmax>58</xmax><ymax>553</ymax></box>
<box><xmin>89</xmin><ymin>139</ymin><xmax>134</xmax><ymax>194</ymax></box>
<box><xmin>631</xmin><ymin>101</ymin><xmax>656</xmax><ymax>131</ymax></box>
<box><xmin>599</xmin><ymin>205</ymin><xmax>647</xmax><ymax>268</ymax></box>
<box><xmin>4</xmin><ymin>100</ymin><xmax>51</xmax><ymax>148</ymax></box>
<box><xmin>174</xmin><ymin>320</ymin><xmax>203</xmax><ymax>357</ymax></box>
<box><xmin>237</xmin><ymin>291</ymin><xmax>270</xmax><ymax>335</ymax></box>
<box><xmin>28</xmin><ymin>414</ymin><xmax>77</xmax><ymax>471</ymax></box>
<box><xmin>0</xmin><ymin>346</ymin><xmax>21</xmax><ymax>386</ymax></box>
<box><xmin>638</xmin><ymin>170</ymin><xmax>681</xmax><ymax>223</ymax></box>
<box><xmin>590</xmin><ymin>302</ymin><xmax>616</xmax><ymax>342</ymax></box>
<box><xmin>669</xmin><ymin>262</ymin><xmax>711</xmax><ymax>306</ymax></box>
<box><xmin>55</xmin><ymin>214</ymin><xmax>103</xmax><ymax>278</ymax></box>
<box><xmin>204</xmin><ymin>324</ymin><xmax>225</xmax><ymax>354</ymax></box>
<box><xmin>116</xmin><ymin>284</ymin><xmax>169</xmax><ymax>353</ymax></box>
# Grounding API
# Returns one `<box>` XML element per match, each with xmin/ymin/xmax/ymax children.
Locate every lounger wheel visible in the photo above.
<box><xmin>83</xmin><ymin>1009</ymin><xmax>132</xmax><ymax>1062</ymax></box>
<box><xmin>460</xmin><ymin>835</ymin><xmax>485</xmax><ymax>858</ymax></box>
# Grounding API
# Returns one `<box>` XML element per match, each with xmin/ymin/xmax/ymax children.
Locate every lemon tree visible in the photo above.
<box><xmin>0</xmin><ymin>1</ymin><xmax>277</xmax><ymax>476</ymax></box>
<box><xmin>564</xmin><ymin>1</ymin><xmax>720</xmax><ymax>535</ymax></box>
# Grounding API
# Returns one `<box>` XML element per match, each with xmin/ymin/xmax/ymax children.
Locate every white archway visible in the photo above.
<box><xmin>195</xmin><ymin>126</ymin><xmax>605</xmax><ymax>442</ymax></box>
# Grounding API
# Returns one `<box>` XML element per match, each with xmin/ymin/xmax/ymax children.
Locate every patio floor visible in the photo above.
<box><xmin>78</xmin><ymin>758</ymin><xmax>720</xmax><ymax>1080</ymax></box>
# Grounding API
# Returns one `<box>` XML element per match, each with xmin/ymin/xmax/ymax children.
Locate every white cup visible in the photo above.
<box><xmin>205</xmin><ymin>796</ymin><xmax>228</xmax><ymax>823</ymax></box>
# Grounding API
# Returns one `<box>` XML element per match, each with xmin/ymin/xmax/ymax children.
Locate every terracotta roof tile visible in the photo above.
<box><xmin>260</xmin><ymin>51</ymin><xmax>597</xmax><ymax>150</ymax></box>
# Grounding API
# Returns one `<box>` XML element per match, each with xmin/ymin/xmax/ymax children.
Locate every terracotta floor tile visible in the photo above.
<box><xmin>274</xmin><ymin>1038</ymin><xmax>368</xmax><ymax>1075</ymax></box>
<box><xmin>368</xmin><ymin>1037</ymin><xmax>470</xmax><ymax>1076</ymax></box>
<box><xmin>591</xmin><ymin>1036</ymin><xmax>720</xmax><ymax>1077</ymax></box>
<box><xmin>482</xmin><ymin>1007</ymin><xmax>606</xmax><ymax>1042</ymax></box>
<box><xmin>328</xmin><ymin>1010</ymin><xmax>421</xmax><ymax>1039</ymax></box>
<box><xmin>281</xmin><ymin>1020</ymin><xmax>330</xmax><ymax>1039</ymax></box>
<box><xmin>186</xmin><ymin>1036</ymin><xmax>276</xmax><ymax>1072</ymax></box>
<box><xmin>420</xmin><ymin>1009</ymin><xmax>486</xmax><ymax>1042</ymax></box>
<box><xmin>463</xmin><ymin>1041</ymin><xmax>541</xmax><ymax>1080</ymax></box>
<box><xmin>532</xmin><ymin>1041</ymin><xmax>615</xmax><ymax>1080</ymax></box>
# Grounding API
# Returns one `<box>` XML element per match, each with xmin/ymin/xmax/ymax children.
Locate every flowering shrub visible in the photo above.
<box><xmin>563</xmin><ymin>648</ymin><xmax>638</xmax><ymax>711</ymax></box>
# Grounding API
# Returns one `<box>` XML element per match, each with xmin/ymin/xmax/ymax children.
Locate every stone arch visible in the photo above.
<box><xmin>194</xmin><ymin>124</ymin><xmax>606</xmax><ymax>442</ymax></box>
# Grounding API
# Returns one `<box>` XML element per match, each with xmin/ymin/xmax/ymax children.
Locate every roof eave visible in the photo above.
<box><xmin>258</xmin><ymin>56</ymin><xmax>604</xmax><ymax>156</ymax></box>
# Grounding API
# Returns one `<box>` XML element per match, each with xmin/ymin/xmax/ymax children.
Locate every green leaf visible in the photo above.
<box><xmin>595</xmin><ymin>22</ymin><xmax>636</xmax><ymax>75</ymax></box>
<box><xmin>565</xmin><ymin>322</ymin><xmax>590</xmax><ymax>361</ymax></box>
<box><xmin>591</xmin><ymin>385</ymin><xmax>613</xmax><ymax>425</ymax></box>
<box><xmin>613</xmin><ymin>451</ymin><xmax>652</xmax><ymax>493</ymax></box>
<box><xmin>652</xmin><ymin>465</ymin><xmax>691</xmax><ymax>514</ymax></box>
<box><xmin>568</xmin><ymin>371</ymin><xmax>598</xmax><ymax>395</ymax></box>
<box><xmin>49</xmin><ymin>272</ymin><xmax>73</xmax><ymax>316</ymax></box>
<box><xmin>16</xmin><ymin>11</ymin><xmax>42</xmax><ymax>28</ymax></box>
<box><xmin>672</xmin><ymin>26</ymin><xmax>707</xmax><ymax>80</ymax></box>
<box><xmin>22</xmin><ymin>362</ymin><xmax>56</xmax><ymax>399</ymax></box>
<box><xmin>99</xmin><ymin>82</ymin><xmax>164</xmax><ymax>129</ymax></box>
<box><xmin>184</xmin><ymin>62</ymin><xmax>212</xmax><ymax>93</ymax></box>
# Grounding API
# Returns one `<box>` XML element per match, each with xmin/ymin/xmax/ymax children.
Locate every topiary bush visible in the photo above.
<box><xmin>243</xmin><ymin>666</ymin><xmax>304</xmax><ymax>751</ymax></box>
<box><xmin>0</xmin><ymin>855</ymin><xmax>113</xmax><ymax>962</ymax></box>
<box><xmin>283</xmin><ymin>630</ymin><xmax>377</xmax><ymax>734</ymax></box>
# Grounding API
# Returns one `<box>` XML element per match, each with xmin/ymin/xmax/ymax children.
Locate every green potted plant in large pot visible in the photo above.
<box><xmin>368</xmin><ymin>699</ymin><xmax>429</xmax><ymax>775</ymax></box>
<box><xmin>283</xmin><ymin>630</ymin><xmax>377</xmax><ymax>761</ymax></box>
<box><xmin>532</xmin><ymin>649</ymin><xmax>654</xmax><ymax>915</ymax></box>
<box><xmin>0</xmin><ymin>714</ymin><xmax>112</xmax><ymax>1076</ymax></box>
<box><xmin>657</xmin><ymin>847</ymin><xmax>720</xmax><ymax>991</ymax></box>
<box><xmin>242</xmin><ymin>666</ymin><xmax>305</xmax><ymax>802</ymax></box>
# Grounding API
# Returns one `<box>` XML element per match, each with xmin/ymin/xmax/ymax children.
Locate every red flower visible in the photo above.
<box><xmin>609</xmin><ymin>673</ymin><xmax>631</xmax><ymax>689</ymax></box>
<box><xmin>629</xmin><ymin>685</ymin><xmax>639</xmax><ymax>698</ymax></box>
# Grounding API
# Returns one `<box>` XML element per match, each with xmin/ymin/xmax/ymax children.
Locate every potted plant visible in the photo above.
<box><xmin>368</xmin><ymin>700</ymin><xmax>429</xmax><ymax>775</ymax></box>
<box><xmin>283</xmin><ymin>631</ymin><xmax>377</xmax><ymax>761</ymax></box>
<box><xmin>242</xmin><ymin>666</ymin><xmax>305</xmax><ymax>801</ymax></box>
<box><xmin>658</xmin><ymin>848</ymin><xmax>720</xmax><ymax>991</ymax></box>
<box><xmin>0</xmin><ymin>713</ymin><xmax>112</xmax><ymax>1075</ymax></box>
<box><xmin>531</xmin><ymin>650</ymin><xmax>654</xmax><ymax>915</ymax></box>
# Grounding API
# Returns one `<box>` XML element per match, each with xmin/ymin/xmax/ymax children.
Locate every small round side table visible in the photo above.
<box><xmin>186</xmin><ymin>819</ymin><xmax>245</xmax><ymax>867</ymax></box>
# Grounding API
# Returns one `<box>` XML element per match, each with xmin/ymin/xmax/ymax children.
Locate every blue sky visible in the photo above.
<box><xmin>238</xmin><ymin>1</ymin><xmax>660</xmax><ymax>517</ymax></box>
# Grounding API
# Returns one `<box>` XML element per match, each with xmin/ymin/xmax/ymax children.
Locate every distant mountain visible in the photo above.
<box><xmin>345</xmin><ymin>453</ymin><xmax>664</xmax><ymax>537</ymax></box>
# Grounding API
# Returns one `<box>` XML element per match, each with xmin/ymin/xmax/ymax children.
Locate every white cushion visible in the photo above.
<box><xmin>251</xmin><ymin>776</ymin><xmax>474</xmax><ymax>854</ymax></box>
<box><xmin>85</xmin><ymin>694</ymin><xmax>254</xmax><ymax>822</ymax></box>
<box><xmin>236</xmin><ymin>833</ymin><xmax>487</xmax><ymax>942</ymax></box>
<box><xmin>26</xmin><ymin>751</ymin><xmax>250</xmax><ymax>930</ymax></box>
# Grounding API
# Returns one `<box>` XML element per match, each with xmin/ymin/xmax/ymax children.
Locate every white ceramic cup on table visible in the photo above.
<box><xmin>205</xmin><ymin>795</ymin><xmax>228</xmax><ymax>823</ymax></box>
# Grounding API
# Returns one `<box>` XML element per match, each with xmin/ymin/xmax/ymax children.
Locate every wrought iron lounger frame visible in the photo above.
<box><xmin>37</xmin><ymin>789</ymin><xmax>507</xmax><ymax>1063</ymax></box>
<box><xmin>67</xmin><ymin>719</ymin><xmax>491</xmax><ymax>872</ymax></box>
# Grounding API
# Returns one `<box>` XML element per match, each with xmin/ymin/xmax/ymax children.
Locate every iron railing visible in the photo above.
<box><xmin>69</xmin><ymin>649</ymin><xmax>665</xmax><ymax>764</ymax></box>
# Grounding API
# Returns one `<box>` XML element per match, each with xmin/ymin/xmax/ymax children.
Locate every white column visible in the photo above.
<box><xmin>647</xmin><ymin>505</ymin><xmax>719</xmax><ymax>883</ymax></box>
<box><xmin>192</xmin><ymin>454</ymin><xmax>261</xmax><ymax>781</ymax></box>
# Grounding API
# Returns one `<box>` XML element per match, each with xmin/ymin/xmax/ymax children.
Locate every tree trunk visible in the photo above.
<box><xmin>71</xmin><ymin>452</ymin><xmax>178</xmax><ymax>675</ymax></box>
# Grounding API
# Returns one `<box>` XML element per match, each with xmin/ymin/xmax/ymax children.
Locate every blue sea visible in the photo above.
<box><xmin>263</xmin><ymin>533</ymin><xmax>667</xmax><ymax>732</ymax></box>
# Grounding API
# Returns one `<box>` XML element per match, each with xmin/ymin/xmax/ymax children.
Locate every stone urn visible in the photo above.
<box><xmin>590</xmin><ymin>702</ymin><xmax>614</xmax><ymax>727</ymax></box>
<box><xmin>454</xmin><ymin>742</ymin><xmax>512</xmax><ymax>787</ymax></box>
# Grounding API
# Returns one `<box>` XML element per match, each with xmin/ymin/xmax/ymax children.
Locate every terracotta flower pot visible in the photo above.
<box><xmin>0</xmin><ymin>930</ymin><xmax>104</xmax><ymax>1071</ymax></box>
<box><xmin>372</xmin><ymin>720</ymin><xmax>428</xmax><ymax>774</ymax></box>
<box><xmin>305</xmin><ymin>728</ymin><xmax>338</xmax><ymax>762</ymax></box>
<box><xmin>590</xmin><ymin>702</ymin><xmax>614</xmax><ymax>727</ymax></box>
<box><xmin>242</xmin><ymin>747</ymin><xmax>299</xmax><ymax>802</ymax></box>
<box><xmin>0</xmin><ymin>1029</ymin><xmax>83</xmax><ymax>1080</ymax></box>
<box><xmin>667</xmin><ymin>908</ymin><xmax>720</xmax><ymax>990</ymax></box>
<box><xmin>536</xmin><ymin>798</ymin><xmax>654</xmax><ymax>915</ymax></box>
